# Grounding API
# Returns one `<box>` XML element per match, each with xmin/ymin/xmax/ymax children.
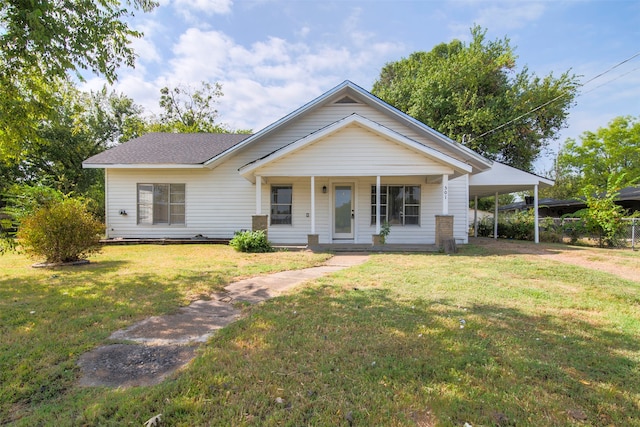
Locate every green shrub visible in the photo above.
<box><xmin>539</xmin><ymin>217</ymin><xmax>563</xmax><ymax>243</ymax></box>
<box><xmin>476</xmin><ymin>217</ymin><xmax>495</xmax><ymax>237</ymax></box>
<box><xmin>229</xmin><ymin>230</ymin><xmax>273</xmax><ymax>253</ymax></box>
<box><xmin>561</xmin><ymin>215</ymin><xmax>588</xmax><ymax>244</ymax></box>
<box><xmin>17</xmin><ymin>198</ymin><xmax>104</xmax><ymax>263</ymax></box>
<box><xmin>379</xmin><ymin>221</ymin><xmax>391</xmax><ymax>244</ymax></box>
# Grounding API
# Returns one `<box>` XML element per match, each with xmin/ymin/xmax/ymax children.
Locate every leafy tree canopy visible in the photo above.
<box><xmin>11</xmin><ymin>80</ymin><xmax>144</xmax><ymax>195</ymax></box>
<box><xmin>555</xmin><ymin>115</ymin><xmax>640</xmax><ymax>196</ymax></box>
<box><xmin>147</xmin><ymin>81</ymin><xmax>240</xmax><ymax>133</ymax></box>
<box><xmin>372</xmin><ymin>26</ymin><xmax>579</xmax><ymax>171</ymax></box>
<box><xmin>0</xmin><ymin>0</ymin><xmax>157</xmax><ymax>161</ymax></box>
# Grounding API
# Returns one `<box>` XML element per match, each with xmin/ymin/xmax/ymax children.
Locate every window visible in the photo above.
<box><xmin>137</xmin><ymin>184</ymin><xmax>185</xmax><ymax>225</ymax></box>
<box><xmin>271</xmin><ymin>185</ymin><xmax>292</xmax><ymax>225</ymax></box>
<box><xmin>371</xmin><ymin>185</ymin><xmax>421</xmax><ymax>226</ymax></box>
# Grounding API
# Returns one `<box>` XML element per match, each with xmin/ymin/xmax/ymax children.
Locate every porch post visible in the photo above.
<box><xmin>255</xmin><ymin>175</ymin><xmax>262</xmax><ymax>215</ymax></box>
<box><xmin>376</xmin><ymin>175</ymin><xmax>381</xmax><ymax>234</ymax></box>
<box><xmin>474</xmin><ymin>195</ymin><xmax>478</xmax><ymax>237</ymax></box>
<box><xmin>494</xmin><ymin>192</ymin><xmax>499</xmax><ymax>240</ymax></box>
<box><xmin>311</xmin><ymin>176</ymin><xmax>316</xmax><ymax>235</ymax></box>
<box><xmin>442</xmin><ymin>174</ymin><xmax>449</xmax><ymax>215</ymax></box>
<box><xmin>534</xmin><ymin>184</ymin><xmax>539</xmax><ymax>244</ymax></box>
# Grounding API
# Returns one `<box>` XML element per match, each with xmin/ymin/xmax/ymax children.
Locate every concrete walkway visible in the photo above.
<box><xmin>77</xmin><ymin>254</ymin><xmax>369</xmax><ymax>388</ymax></box>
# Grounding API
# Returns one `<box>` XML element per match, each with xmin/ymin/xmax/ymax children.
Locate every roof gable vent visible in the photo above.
<box><xmin>334</xmin><ymin>95</ymin><xmax>359</xmax><ymax>104</ymax></box>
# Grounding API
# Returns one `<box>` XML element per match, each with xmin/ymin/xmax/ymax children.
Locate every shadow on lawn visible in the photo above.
<box><xmin>6</xmin><ymin>274</ymin><xmax>639</xmax><ymax>426</ymax></box>
<box><xmin>168</xmin><ymin>284</ymin><xmax>640</xmax><ymax>426</ymax></box>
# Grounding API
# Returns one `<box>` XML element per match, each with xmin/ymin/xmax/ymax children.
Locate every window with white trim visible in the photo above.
<box><xmin>271</xmin><ymin>185</ymin><xmax>292</xmax><ymax>225</ymax></box>
<box><xmin>371</xmin><ymin>185</ymin><xmax>421</xmax><ymax>225</ymax></box>
<box><xmin>137</xmin><ymin>184</ymin><xmax>185</xmax><ymax>225</ymax></box>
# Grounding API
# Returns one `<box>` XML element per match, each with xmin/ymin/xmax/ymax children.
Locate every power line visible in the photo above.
<box><xmin>580</xmin><ymin>51</ymin><xmax>640</xmax><ymax>87</ymax></box>
<box><xmin>581</xmin><ymin>65</ymin><xmax>640</xmax><ymax>96</ymax></box>
<box><xmin>469</xmin><ymin>51</ymin><xmax>640</xmax><ymax>142</ymax></box>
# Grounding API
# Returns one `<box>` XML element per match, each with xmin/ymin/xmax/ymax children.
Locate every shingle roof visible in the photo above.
<box><xmin>83</xmin><ymin>133</ymin><xmax>252</xmax><ymax>166</ymax></box>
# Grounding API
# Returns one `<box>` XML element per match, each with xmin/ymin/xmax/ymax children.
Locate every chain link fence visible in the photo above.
<box><xmin>474</xmin><ymin>216</ymin><xmax>639</xmax><ymax>249</ymax></box>
<box><xmin>542</xmin><ymin>217</ymin><xmax>638</xmax><ymax>249</ymax></box>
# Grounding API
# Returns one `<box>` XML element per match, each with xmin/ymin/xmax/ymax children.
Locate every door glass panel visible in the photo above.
<box><xmin>334</xmin><ymin>185</ymin><xmax>352</xmax><ymax>234</ymax></box>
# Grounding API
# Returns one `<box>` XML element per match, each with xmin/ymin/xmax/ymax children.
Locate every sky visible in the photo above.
<box><xmin>83</xmin><ymin>0</ymin><xmax>640</xmax><ymax>174</ymax></box>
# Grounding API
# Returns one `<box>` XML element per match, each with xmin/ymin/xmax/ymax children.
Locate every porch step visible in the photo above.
<box><xmin>309</xmin><ymin>244</ymin><xmax>441</xmax><ymax>253</ymax></box>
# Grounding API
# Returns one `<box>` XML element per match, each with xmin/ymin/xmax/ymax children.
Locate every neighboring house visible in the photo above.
<box><xmin>500</xmin><ymin>186</ymin><xmax>640</xmax><ymax>217</ymax></box>
<box><xmin>83</xmin><ymin>81</ymin><xmax>552</xmax><ymax>246</ymax></box>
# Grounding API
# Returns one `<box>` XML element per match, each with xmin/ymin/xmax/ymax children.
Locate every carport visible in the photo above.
<box><xmin>469</xmin><ymin>161</ymin><xmax>554</xmax><ymax>243</ymax></box>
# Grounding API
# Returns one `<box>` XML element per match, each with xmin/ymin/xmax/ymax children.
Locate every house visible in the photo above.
<box><xmin>83</xmin><ymin>81</ymin><xmax>553</xmax><ymax>246</ymax></box>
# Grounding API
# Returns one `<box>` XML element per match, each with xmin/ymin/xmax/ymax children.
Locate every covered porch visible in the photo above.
<box><xmin>247</xmin><ymin>174</ymin><xmax>462</xmax><ymax>248</ymax></box>
<box><xmin>238</xmin><ymin>114</ymin><xmax>477</xmax><ymax>247</ymax></box>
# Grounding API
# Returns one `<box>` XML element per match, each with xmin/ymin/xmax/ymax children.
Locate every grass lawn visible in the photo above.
<box><xmin>1</xmin><ymin>243</ymin><xmax>639</xmax><ymax>426</ymax></box>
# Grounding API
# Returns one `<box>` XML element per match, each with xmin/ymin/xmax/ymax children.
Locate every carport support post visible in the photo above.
<box><xmin>534</xmin><ymin>184</ymin><xmax>539</xmax><ymax>244</ymax></box>
<box><xmin>494</xmin><ymin>192</ymin><xmax>499</xmax><ymax>239</ymax></box>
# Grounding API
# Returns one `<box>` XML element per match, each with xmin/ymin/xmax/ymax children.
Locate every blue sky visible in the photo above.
<box><xmin>83</xmin><ymin>0</ymin><xmax>640</xmax><ymax>173</ymax></box>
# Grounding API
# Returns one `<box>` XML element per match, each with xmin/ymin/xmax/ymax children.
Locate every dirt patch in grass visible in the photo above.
<box><xmin>77</xmin><ymin>344</ymin><xmax>197</xmax><ymax>387</ymax></box>
<box><xmin>470</xmin><ymin>237</ymin><xmax>640</xmax><ymax>282</ymax></box>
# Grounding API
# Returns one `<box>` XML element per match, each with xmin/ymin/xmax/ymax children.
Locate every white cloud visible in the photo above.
<box><xmin>157</xmin><ymin>25</ymin><xmax>404</xmax><ymax>130</ymax></box>
<box><xmin>173</xmin><ymin>0</ymin><xmax>233</xmax><ymax>16</ymax></box>
<box><xmin>169</xmin><ymin>29</ymin><xmax>235</xmax><ymax>81</ymax></box>
<box><xmin>296</xmin><ymin>26</ymin><xmax>311</xmax><ymax>38</ymax></box>
<box><xmin>476</xmin><ymin>2</ymin><xmax>546</xmax><ymax>30</ymax></box>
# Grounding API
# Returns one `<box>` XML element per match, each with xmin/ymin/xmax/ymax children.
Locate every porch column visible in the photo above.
<box><xmin>534</xmin><ymin>184</ymin><xmax>539</xmax><ymax>244</ymax></box>
<box><xmin>375</xmin><ymin>175</ymin><xmax>381</xmax><ymax>234</ymax></box>
<box><xmin>252</xmin><ymin>176</ymin><xmax>269</xmax><ymax>237</ymax></box>
<box><xmin>310</xmin><ymin>176</ymin><xmax>316</xmax><ymax>234</ymax></box>
<box><xmin>474</xmin><ymin>195</ymin><xmax>478</xmax><ymax>237</ymax></box>
<box><xmin>494</xmin><ymin>192</ymin><xmax>499</xmax><ymax>240</ymax></box>
<box><xmin>255</xmin><ymin>175</ymin><xmax>262</xmax><ymax>214</ymax></box>
<box><xmin>442</xmin><ymin>174</ymin><xmax>449</xmax><ymax>215</ymax></box>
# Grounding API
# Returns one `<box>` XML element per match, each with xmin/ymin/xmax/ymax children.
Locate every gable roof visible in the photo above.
<box><xmin>83</xmin><ymin>133</ymin><xmax>251</xmax><ymax>168</ymax></box>
<box><xmin>238</xmin><ymin>113</ymin><xmax>473</xmax><ymax>182</ymax></box>
<box><xmin>204</xmin><ymin>80</ymin><xmax>493</xmax><ymax>172</ymax></box>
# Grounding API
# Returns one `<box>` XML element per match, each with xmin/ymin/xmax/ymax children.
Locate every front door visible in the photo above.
<box><xmin>333</xmin><ymin>184</ymin><xmax>354</xmax><ymax>239</ymax></box>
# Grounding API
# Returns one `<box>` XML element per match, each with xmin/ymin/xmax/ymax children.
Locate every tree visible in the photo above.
<box><xmin>371</xmin><ymin>26</ymin><xmax>579</xmax><ymax>171</ymax></box>
<box><xmin>555</xmin><ymin>116</ymin><xmax>640</xmax><ymax>196</ymax></box>
<box><xmin>148</xmin><ymin>81</ymin><xmax>231</xmax><ymax>133</ymax></box>
<box><xmin>5</xmin><ymin>81</ymin><xmax>144</xmax><ymax>194</ymax></box>
<box><xmin>0</xmin><ymin>81</ymin><xmax>144</xmax><ymax>223</ymax></box>
<box><xmin>0</xmin><ymin>0</ymin><xmax>157</xmax><ymax>161</ymax></box>
<box><xmin>577</xmin><ymin>174</ymin><xmax>631</xmax><ymax>247</ymax></box>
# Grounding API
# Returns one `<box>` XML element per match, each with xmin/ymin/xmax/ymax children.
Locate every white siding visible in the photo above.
<box><xmin>105</xmin><ymin>102</ymin><xmax>471</xmax><ymax>243</ymax></box>
<box><xmin>450</xmin><ymin>174</ymin><xmax>470</xmax><ymax>244</ymax></box>
<box><xmin>255</xmin><ymin>124</ymin><xmax>453</xmax><ymax>177</ymax></box>
<box><xmin>242</xmin><ymin>103</ymin><xmax>461</xmax><ymax>163</ymax></box>
<box><xmin>106</xmin><ymin>166</ymin><xmax>255</xmax><ymax>239</ymax></box>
